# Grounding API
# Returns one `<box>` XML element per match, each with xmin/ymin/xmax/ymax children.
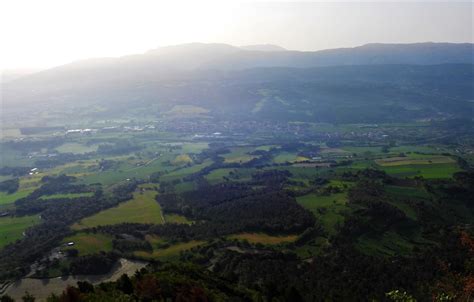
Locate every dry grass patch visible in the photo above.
<box><xmin>228</xmin><ymin>233</ymin><xmax>298</xmax><ymax>245</ymax></box>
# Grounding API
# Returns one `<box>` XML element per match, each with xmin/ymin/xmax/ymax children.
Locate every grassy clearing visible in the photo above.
<box><xmin>296</xmin><ymin>193</ymin><xmax>348</xmax><ymax>235</ymax></box>
<box><xmin>164</xmin><ymin>214</ymin><xmax>192</xmax><ymax>224</ymax></box>
<box><xmin>228</xmin><ymin>233</ymin><xmax>298</xmax><ymax>245</ymax></box>
<box><xmin>40</xmin><ymin>192</ymin><xmax>94</xmax><ymax>200</ymax></box>
<box><xmin>205</xmin><ymin>168</ymin><xmax>234</xmax><ymax>184</ymax></box>
<box><xmin>205</xmin><ymin>168</ymin><xmax>256</xmax><ymax>185</ymax></box>
<box><xmin>273</xmin><ymin>152</ymin><xmax>308</xmax><ymax>164</ymax></box>
<box><xmin>180</xmin><ymin>143</ymin><xmax>209</xmax><ymax>154</ymax></box>
<box><xmin>380</xmin><ymin>163</ymin><xmax>460</xmax><ymax>179</ymax></box>
<box><xmin>388</xmin><ymin>200</ymin><xmax>418</xmax><ymax>220</ymax></box>
<box><xmin>73</xmin><ymin>189</ymin><xmax>163</xmax><ymax>230</ymax></box>
<box><xmin>160</xmin><ymin>160</ymin><xmax>213</xmax><ymax>181</ymax></box>
<box><xmin>223</xmin><ymin>147</ymin><xmax>258</xmax><ymax>164</ymax></box>
<box><xmin>0</xmin><ymin>189</ymin><xmax>34</xmax><ymax>206</ymax></box>
<box><xmin>80</xmin><ymin>156</ymin><xmax>175</xmax><ymax>186</ymax></box>
<box><xmin>0</xmin><ymin>215</ymin><xmax>40</xmax><ymax>249</ymax></box>
<box><xmin>55</xmin><ymin>143</ymin><xmax>98</xmax><ymax>154</ymax></box>
<box><xmin>134</xmin><ymin>240</ymin><xmax>205</xmax><ymax>261</ymax></box>
<box><xmin>385</xmin><ymin>185</ymin><xmax>430</xmax><ymax>200</ymax></box>
<box><xmin>356</xmin><ymin>232</ymin><xmax>415</xmax><ymax>256</ymax></box>
<box><xmin>62</xmin><ymin>232</ymin><xmax>113</xmax><ymax>255</ymax></box>
<box><xmin>294</xmin><ymin>236</ymin><xmax>329</xmax><ymax>259</ymax></box>
<box><xmin>341</xmin><ymin>146</ymin><xmax>382</xmax><ymax>154</ymax></box>
<box><xmin>172</xmin><ymin>154</ymin><xmax>193</xmax><ymax>165</ymax></box>
<box><xmin>384</xmin><ymin>185</ymin><xmax>430</xmax><ymax>220</ymax></box>
<box><xmin>18</xmin><ymin>176</ymin><xmax>43</xmax><ymax>190</ymax></box>
<box><xmin>375</xmin><ymin>155</ymin><xmax>455</xmax><ymax>166</ymax></box>
<box><xmin>174</xmin><ymin>181</ymin><xmax>196</xmax><ymax>193</ymax></box>
<box><xmin>255</xmin><ymin>145</ymin><xmax>276</xmax><ymax>151</ymax></box>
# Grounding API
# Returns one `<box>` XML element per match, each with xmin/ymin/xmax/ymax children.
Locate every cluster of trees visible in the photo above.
<box><xmin>0</xmin><ymin>166</ymin><xmax>31</xmax><ymax>177</ymax></box>
<box><xmin>0</xmin><ymin>178</ymin><xmax>139</xmax><ymax>281</ymax></box>
<box><xmin>181</xmin><ymin>228</ymin><xmax>473</xmax><ymax>301</ymax></box>
<box><xmin>69</xmin><ymin>252</ymin><xmax>119</xmax><ymax>275</ymax></box>
<box><xmin>5</xmin><ymin>138</ymin><xmax>64</xmax><ymax>154</ymax></box>
<box><xmin>0</xmin><ymin>178</ymin><xmax>19</xmax><ymax>194</ymax></box>
<box><xmin>159</xmin><ymin>183</ymin><xmax>315</xmax><ymax>234</ymax></box>
<box><xmin>113</xmin><ymin>238</ymin><xmax>152</xmax><ymax>253</ymax></box>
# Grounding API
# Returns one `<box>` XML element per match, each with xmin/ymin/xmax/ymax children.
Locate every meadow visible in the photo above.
<box><xmin>62</xmin><ymin>232</ymin><xmax>114</xmax><ymax>255</ymax></box>
<box><xmin>72</xmin><ymin>189</ymin><xmax>163</xmax><ymax>230</ymax></box>
<box><xmin>296</xmin><ymin>192</ymin><xmax>348</xmax><ymax>235</ymax></box>
<box><xmin>40</xmin><ymin>192</ymin><xmax>94</xmax><ymax>200</ymax></box>
<box><xmin>0</xmin><ymin>189</ymin><xmax>35</xmax><ymax>206</ymax></box>
<box><xmin>163</xmin><ymin>213</ymin><xmax>192</xmax><ymax>224</ymax></box>
<box><xmin>0</xmin><ymin>215</ymin><xmax>41</xmax><ymax>248</ymax></box>
<box><xmin>375</xmin><ymin>155</ymin><xmax>455</xmax><ymax>166</ymax></box>
<box><xmin>222</xmin><ymin>147</ymin><xmax>258</xmax><ymax>163</ymax></box>
<box><xmin>55</xmin><ymin>143</ymin><xmax>99</xmax><ymax>154</ymax></box>
<box><xmin>379</xmin><ymin>163</ymin><xmax>460</xmax><ymax>179</ymax></box>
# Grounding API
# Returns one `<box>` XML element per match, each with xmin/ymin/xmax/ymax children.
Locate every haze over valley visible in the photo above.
<box><xmin>0</xmin><ymin>1</ymin><xmax>473</xmax><ymax>301</ymax></box>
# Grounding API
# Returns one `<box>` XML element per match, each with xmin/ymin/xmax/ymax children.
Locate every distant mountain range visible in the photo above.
<box><xmin>240</xmin><ymin>44</ymin><xmax>287</xmax><ymax>52</ymax></box>
<box><xmin>3</xmin><ymin>42</ymin><xmax>473</xmax><ymax>124</ymax></box>
<box><xmin>8</xmin><ymin>42</ymin><xmax>474</xmax><ymax>83</ymax></box>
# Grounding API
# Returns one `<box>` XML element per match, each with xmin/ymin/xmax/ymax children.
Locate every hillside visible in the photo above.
<box><xmin>3</xmin><ymin>64</ymin><xmax>473</xmax><ymax>126</ymax></box>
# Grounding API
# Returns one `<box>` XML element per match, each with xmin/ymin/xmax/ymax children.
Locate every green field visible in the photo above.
<box><xmin>223</xmin><ymin>147</ymin><xmax>257</xmax><ymax>163</ymax></box>
<box><xmin>379</xmin><ymin>163</ymin><xmax>460</xmax><ymax>179</ymax></box>
<box><xmin>80</xmin><ymin>155</ymin><xmax>175</xmax><ymax>185</ymax></box>
<box><xmin>160</xmin><ymin>159</ymin><xmax>213</xmax><ymax>181</ymax></box>
<box><xmin>296</xmin><ymin>193</ymin><xmax>348</xmax><ymax>235</ymax></box>
<box><xmin>180</xmin><ymin>142</ymin><xmax>209</xmax><ymax>153</ymax></box>
<box><xmin>273</xmin><ymin>152</ymin><xmax>308</xmax><ymax>164</ymax></box>
<box><xmin>174</xmin><ymin>181</ymin><xmax>197</xmax><ymax>193</ymax></box>
<box><xmin>72</xmin><ymin>189</ymin><xmax>163</xmax><ymax>230</ymax></box>
<box><xmin>40</xmin><ymin>192</ymin><xmax>94</xmax><ymax>200</ymax></box>
<box><xmin>62</xmin><ymin>232</ymin><xmax>113</xmax><ymax>255</ymax></box>
<box><xmin>356</xmin><ymin>231</ymin><xmax>415</xmax><ymax>256</ymax></box>
<box><xmin>205</xmin><ymin>168</ymin><xmax>234</xmax><ymax>184</ymax></box>
<box><xmin>55</xmin><ymin>143</ymin><xmax>99</xmax><ymax>154</ymax></box>
<box><xmin>164</xmin><ymin>213</ymin><xmax>192</xmax><ymax>224</ymax></box>
<box><xmin>0</xmin><ymin>215</ymin><xmax>41</xmax><ymax>249</ymax></box>
<box><xmin>205</xmin><ymin>168</ymin><xmax>256</xmax><ymax>184</ymax></box>
<box><xmin>375</xmin><ymin>155</ymin><xmax>455</xmax><ymax>166</ymax></box>
<box><xmin>385</xmin><ymin>185</ymin><xmax>430</xmax><ymax>200</ymax></box>
<box><xmin>0</xmin><ymin>189</ymin><xmax>34</xmax><ymax>206</ymax></box>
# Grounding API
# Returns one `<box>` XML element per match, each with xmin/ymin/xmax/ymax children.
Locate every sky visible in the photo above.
<box><xmin>0</xmin><ymin>0</ymin><xmax>472</xmax><ymax>70</ymax></box>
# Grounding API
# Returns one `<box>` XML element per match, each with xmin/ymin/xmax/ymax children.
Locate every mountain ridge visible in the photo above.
<box><xmin>11</xmin><ymin>42</ymin><xmax>474</xmax><ymax>81</ymax></box>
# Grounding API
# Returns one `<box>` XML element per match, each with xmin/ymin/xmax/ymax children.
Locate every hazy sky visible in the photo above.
<box><xmin>0</xmin><ymin>0</ymin><xmax>472</xmax><ymax>70</ymax></box>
